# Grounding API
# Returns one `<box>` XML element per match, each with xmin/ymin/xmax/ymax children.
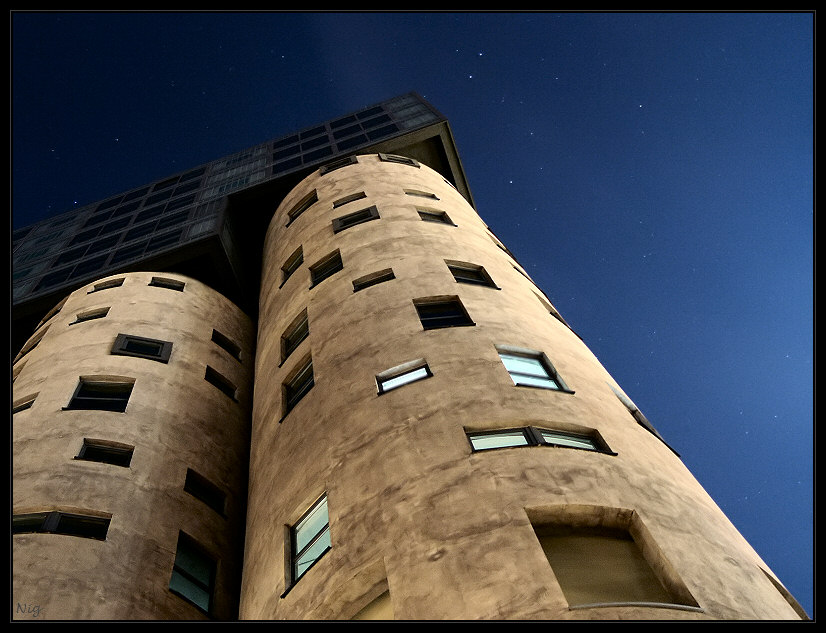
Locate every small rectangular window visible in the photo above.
<box><xmin>184</xmin><ymin>468</ymin><xmax>226</xmax><ymax>515</ymax></box>
<box><xmin>467</xmin><ymin>427</ymin><xmax>608</xmax><ymax>453</ymax></box>
<box><xmin>291</xmin><ymin>494</ymin><xmax>331</xmax><ymax>584</ymax></box>
<box><xmin>309</xmin><ymin>250</ymin><xmax>343</xmax><ymax>287</ymax></box>
<box><xmin>149</xmin><ymin>276</ymin><xmax>185</xmax><ymax>291</ymax></box>
<box><xmin>332</xmin><ymin>191</ymin><xmax>367</xmax><ymax>208</ymax></box>
<box><xmin>70</xmin><ymin>306</ymin><xmax>110</xmax><ymax>325</ymax></box>
<box><xmin>281</xmin><ymin>310</ymin><xmax>309</xmax><ymax>364</ymax></box>
<box><xmin>379</xmin><ymin>153</ymin><xmax>420</xmax><ymax>168</ymax></box>
<box><xmin>332</xmin><ymin>205</ymin><xmax>380</xmax><ymax>233</ymax></box>
<box><xmin>88</xmin><ymin>278</ymin><xmax>124</xmax><ymax>293</ymax></box>
<box><xmin>111</xmin><ymin>333</ymin><xmax>173</xmax><ymax>363</ymax></box>
<box><xmin>404</xmin><ymin>189</ymin><xmax>439</xmax><ymax>200</ymax></box>
<box><xmin>468</xmin><ymin>429</ymin><xmax>532</xmax><ymax>451</ymax></box>
<box><xmin>281</xmin><ymin>246</ymin><xmax>304</xmax><ymax>285</ymax></box>
<box><xmin>13</xmin><ymin>510</ymin><xmax>111</xmax><ymax>541</ymax></box>
<box><xmin>319</xmin><ymin>155</ymin><xmax>357</xmax><ymax>175</ymax></box>
<box><xmin>283</xmin><ymin>356</ymin><xmax>314</xmax><ymax>415</ymax></box>
<box><xmin>205</xmin><ymin>366</ymin><xmax>237</xmax><ymax>400</ymax></box>
<box><xmin>417</xmin><ymin>208</ymin><xmax>454</xmax><ymax>225</ymax></box>
<box><xmin>377</xmin><ymin>360</ymin><xmax>432</xmax><ymax>394</ymax></box>
<box><xmin>66</xmin><ymin>378</ymin><xmax>134</xmax><ymax>412</ymax></box>
<box><xmin>211</xmin><ymin>329</ymin><xmax>241</xmax><ymax>361</ymax></box>
<box><xmin>75</xmin><ymin>438</ymin><xmax>134</xmax><ymax>467</ymax></box>
<box><xmin>352</xmin><ymin>268</ymin><xmax>395</xmax><ymax>292</ymax></box>
<box><xmin>287</xmin><ymin>190</ymin><xmax>318</xmax><ymax>226</ymax></box>
<box><xmin>497</xmin><ymin>349</ymin><xmax>569</xmax><ymax>392</ymax></box>
<box><xmin>414</xmin><ymin>296</ymin><xmax>474</xmax><ymax>330</ymax></box>
<box><xmin>169</xmin><ymin>532</ymin><xmax>216</xmax><ymax>614</ymax></box>
<box><xmin>12</xmin><ymin>393</ymin><xmax>38</xmax><ymax>414</ymax></box>
<box><xmin>446</xmin><ymin>261</ymin><xmax>498</xmax><ymax>288</ymax></box>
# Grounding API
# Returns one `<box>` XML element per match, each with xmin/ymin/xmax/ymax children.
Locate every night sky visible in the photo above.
<box><xmin>11</xmin><ymin>12</ymin><xmax>813</xmax><ymax>617</ymax></box>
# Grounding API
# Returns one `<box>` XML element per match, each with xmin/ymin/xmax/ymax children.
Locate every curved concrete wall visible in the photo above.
<box><xmin>242</xmin><ymin>154</ymin><xmax>802</xmax><ymax>620</ymax></box>
<box><xmin>13</xmin><ymin>272</ymin><xmax>253</xmax><ymax>620</ymax></box>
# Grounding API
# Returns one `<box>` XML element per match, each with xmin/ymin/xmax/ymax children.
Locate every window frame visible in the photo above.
<box><xmin>282</xmin><ymin>355</ymin><xmax>314</xmax><ymax>417</ymax></box>
<box><xmin>331</xmin><ymin>205</ymin><xmax>380</xmax><ymax>233</ymax></box>
<box><xmin>288</xmin><ymin>493</ymin><xmax>331</xmax><ymax>588</ymax></box>
<box><xmin>75</xmin><ymin>438</ymin><xmax>134</xmax><ymax>467</ymax></box>
<box><xmin>352</xmin><ymin>268</ymin><xmax>395</xmax><ymax>292</ymax></box>
<box><xmin>497</xmin><ymin>347</ymin><xmax>573</xmax><ymax>393</ymax></box>
<box><xmin>204</xmin><ymin>365</ymin><xmax>237</xmax><ymax>401</ymax></box>
<box><xmin>211</xmin><ymin>329</ymin><xmax>242</xmax><ymax>362</ymax></box>
<box><xmin>184</xmin><ymin>468</ymin><xmax>227</xmax><ymax>516</ymax></box>
<box><xmin>13</xmin><ymin>510</ymin><xmax>111</xmax><ymax>541</ymax></box>
<box><xmin>286</xmin><ymin>189</ymin><xmax>318</xmax><ymax>226</ymax></box>
<box><xmin>70</xmin><ymin>306</ymin><xmax>110</xmax><ymax>325</ymax></box>
<box><xmin>148</xmin><ymin>276</ymin><xmax>185</xmax><ymax>291</ymax></box>
<box><xmin>309</xmin><ymin>250</ymin><xmax>343</xmax><ymax>288</ymax></box>
<box><xmin>467</xmin><ymin>426</ymin><xmax>614</xmax><ymax>454</ymax></box>
<box><xmin>417</xmin><ymin>208</ymin><xmax>455</xmax><ymax>225</ymax></box>
<box><xmin>64</xmin><ymin>377</ymin><xmax>135</xmax><ymax>413</ymax></box>
<box><xmin>446</xmin><ymin>260</ymin><xmax>499</xmax><ymax>289</ymax></box>
<box><xmin>280</xmin><ymin>309</ymin><xmax>309</xmax><ymax>364</ymax></box>
<box><xmin>111</xmin><ymin>333</ymin><xmax>173</xmax><ymax>363</ymax></box>
<box><xmin>88</xmin><ymin>277</ymin><xmax>124</xmax><ymax>293</ymax></box>
<box><xmin>413</xmin><ymin>296</ymin><xmax>475</xmax><ymax>330</ymax></box>
<box><xmin>376</xmin><ymin>359</ymin><xmax>432</xmax><ymax>394</ymax></box>
<box><xmin>169</xmin><ymin>531</ymin><xmax>217</xmax><ymax>615</ymax></box>
<box><xmin>280</xmin><ymin>245</ymin><xmax>304</xmax><ymax>286</ymax></box>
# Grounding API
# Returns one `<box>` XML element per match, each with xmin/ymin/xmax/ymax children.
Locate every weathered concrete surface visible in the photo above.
<box><xmin>13</xmin><ymin>272</ymin><xmax>253</xmax><ymax>620</ymax></box>
<box><xmin>241</xmin><ymin>154</ymin><xmax>803</xmax><ymax>620</ymax></box>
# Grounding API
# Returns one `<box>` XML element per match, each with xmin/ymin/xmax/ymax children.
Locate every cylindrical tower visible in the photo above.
<box><xmin>13</xmin><ymin>272</ymin><xmax>253</xmax><ymax>620</ymax></box>
<box><xmin>240</xmin><ymin>153</ymin><xmax>805</xmax><ymax>620</ymax></box>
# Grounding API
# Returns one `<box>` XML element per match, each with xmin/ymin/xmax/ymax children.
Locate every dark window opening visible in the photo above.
<box><xmin>149</xmin><ymin>276</ymin><xmax>185</xmax><ymax>291</ymax></box>
<box><xmin>319</xmin><ymin>155</ymin><xmax>358</xmax><ymax>175</ymax></box>
<box><xmin>418</xmin><ymin>208</ymin><xmax>455</xmax><ymax>225</ymax></box>
<box><xmin>332</xmin><ymin>205</ymin><xmax>380</xmax><ymax>233</ymax></box>
<box><xmin>352</xmin><ymin>268</ymin><xmax>395</xmax><ymax>292</ymax></box>
<box><xmin>281</xmin><ymin>246</ymin><xmax>304</xmax><ymax>286</ymax></box>
<box><xmin>88</xmin><ymin>278</ymin><xmax>124</xmax><ymax>293</ymax></box>
<box><xmin>184</xmin><ymin>468</ymin><xmax>226</xmax><ymax>516</ymax></box>
<box><xmin>211</xmin><ymin>329</ymin><xmax>241</xmax><ymax>361</ymax></box>
<box><xmin>13</xmin><ymin>510</ymin><xmax>111</xmax><ymax>541</ymax></box>
<box><xmin>111</xmin><ymin>333</ymin><xmax>173</xmax><ymax>363</ymax></box>
<box><xmin>66</xmin><ymin>379</ymin><xmax>134</xmax><ymax>412</ymax></box>
<box><xmin>205</xmin><ymin>366</ymin><xmax>237</xmax><ymax>401</ymax></box>
<box><xmin>283</xmin><ymin>357</ymin><xmax>314</xmax><ymax>415</ymax></box>
<box><xmin>75</xmin><ymin>438</ymin><xmax>134</xmax><ymax>467</ymax></box>
<box><xmin>287</xmin><ymin>190</ymin><xmax>318</xmax><ymax>225</ymax></box>
<box><xmin>169</xmin><ymin>532</ymin><xmax>216</xmax><ymax>614</ymax></box>
<box><xmin>281</xmin><ymin>310</ymin><xmax>309</xmax><ymax>364</ymax></box>
<box><xmin>378</xmin><ymin>153</ymin><xmax>420</xmax><ymax>167</ymax></box>
<box><xmin>414</xmin><ymin>297</ymin><xmax>475</xmax><ymax>330</ymax></box>
<box><xmin>309</xmin><ymin>250</ymin><xmax>343</xmax><ymax>287</ymax></box>
<box><xmin>447</xmin><ymin>261</ymin><xmax>498</xmax><ymax>288</ymax></box>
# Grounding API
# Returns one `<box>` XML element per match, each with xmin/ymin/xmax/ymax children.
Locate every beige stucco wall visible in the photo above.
<box><xmin>12</xmin><ymin>272</ymin><xmax>254</xmax><ymax>620</ymax></box>
<box><xmin>241</xmin><ymin>154</ymin><xmax>802</xmax><ymax>620</ymax></box>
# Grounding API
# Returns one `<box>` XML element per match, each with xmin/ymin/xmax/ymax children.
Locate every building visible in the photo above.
<box><xmin>12</xmin><ymin>93</ymin><xmax>808</xmax><ymax>620</ymax></box>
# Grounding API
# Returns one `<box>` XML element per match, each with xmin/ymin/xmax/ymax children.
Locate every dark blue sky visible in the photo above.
<box><xmin>12</xmin><ymin>12</ymin><xmax>813</xmax><ymax>617</ymax></box>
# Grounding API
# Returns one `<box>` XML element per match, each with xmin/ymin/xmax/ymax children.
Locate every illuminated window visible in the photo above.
<box><xmin>290</xmin><ymin>494</ymin><xmax>331</xmax><ymax>584</ymax></box>
<box><xmin>497</xmin><ymin>348</ymin><xmax>570</xmax><ymax>392</ymax></box>
<box><xmin>169</xmin><ymin>532</ymin><xmax>216</xmax><ymax>614</ymax></box>
<box><xmin>377</xmin><ymin>359</ymin><xmax>432</xmax><ymax>394</ymax></box>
